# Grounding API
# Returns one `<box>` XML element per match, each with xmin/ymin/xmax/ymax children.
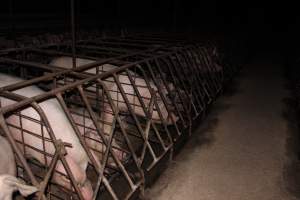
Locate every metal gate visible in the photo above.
<box><xmin>0</xmin><ymin>33</ymin><xmax>239</xmax><ymax>199</ymax></box>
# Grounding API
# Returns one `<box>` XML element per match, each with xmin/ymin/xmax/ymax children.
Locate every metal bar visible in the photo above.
<box><xmin>31</xmin><ymin>102</ymin><xmax>85</xmax><ymax>200</ymax></box>
<box><xmin>165</xmin><ymin>56</ymin><xmax>195</xmax><ymax>125</ymax></box>
<box><xmin>160</xmin><ymin>57</ymin><xmax>189</xmax><ymax>127</ymax></box>
<box><xmin>0</xmin><ymin>52</ymin><xmax>193</xmax><ymax>115</ymax></box>
<box><xmin>173</xmin><ymin>52</ymin><xmax>200</xmax><ymax>117</ymax></box>
<box><xmin>76</xmin><ymin>45</ymin><xmax>136</xmax><ymax>54</ymax></box>
<box><xmin>70</xmin><ymin>0</ymin><xmax>76</xmax><ymax>69</ymax></box>
<box><xmin>184</xmin><ymin>47</ymin><xmax>210</xmax><ymax>108</ymax></box>
<box><xmin>77</xmin><ymin>86</ymin><xmax>135</xmax><ymax>186</ymax></box>
<box><xmin>126</xmin><ymin>67</ymin><xmax>171</xmax><ymax>153</ymax></box>
<box><xmin>126</xmin><ymin>68</ymin><xmax>173</xmax><ymax>146</ymax></box>
<box><xmin>140</xmin><ymin>62</ymin><xmax>173</xmax><ymax>145</ymax></box>
<box><xmin>0</xmin><ymin>114</ymin><xmax>45</xmax><ymax>199</ymax></box>
<box><xmin>112</xmin><ymin>73</ymin><xmax>158</xmax><ymax>166</ymax></box>
<box><xmin>30</xmin><ymin>48</ymin><xmax>98</xmax><ymax>60</ymax></box>
<box><xmin>153</xmin><ymin>58</ymin><xmax>183</xmax><ymax>135</ymax></box>
<box><xmin>0</xmin><ymin>33</ymin><xmax>229</xmax><ymax>199</ymax></box>
<box><xmin>37</xmin><ymin>151</ymin><xmax>60</xmax><ymax>200</ymax></box>
<box><xmin>178</xmin><ymin>49</ymin><xmax>206</xmax><ymax>113</ymax></box>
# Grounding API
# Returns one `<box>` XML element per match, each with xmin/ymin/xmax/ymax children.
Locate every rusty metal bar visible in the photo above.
<box><xmin>0</xmin><ymin>33</ymin><xmax>227</xmax><ymax>199</ymax></box>
<box><xmin>70</xmin><ymin>0</ymin><xmax>76</xmax><ymax>69</ymax></box>
<box><xmin>160</xmin><ymin>57</ymin><xmax>189</xmax><ymax>127</ymax></box>
<box><xmin>0</xmin><ymin>114</ymin><xmax>46</xmax><ymax>199</ymax></box>
<box><xmin>140</xmin><ymin>62</ymin><xmax>174</xmax><ymax>143</ymax></box>
<box><xmin>0</xmin><ymin>52</ymin><xmax>194</xmax><ymax>112</ymax></box>
<box><xmin>125</xmin><ymin>68</ymin><xmax>174</xmax><ymax>146</ymax></box>
<box><xmin>153</xmin><ymin>58</ymin><xmax>183</xmax><ymax>135</ymax></box>
<box><xmin>112</xmin><ymin>73</ymin><xmax>159</xmax><ymax>168</ymax></box>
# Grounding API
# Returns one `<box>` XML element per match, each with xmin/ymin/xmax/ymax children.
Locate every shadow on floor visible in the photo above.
<box><xmin>143</xmin><ymin>72</ymin><xmax>243</xmax><ymax>200</ymax></box>
<box><xmin>282</xmin><ymin>95</ymin><xmax>300</xmax><ymax>199</ymax></box>
<box><xmin>222</xmin><ymin>70</ymin><xmax>244</xmax><ymax>97</ymax></box>
<box><xmin>187</xmin><ymin>102</ymin><xmax>231</xmax><ymax>150</ymax></box>
<box><xmin>188</xmin><ymin>70</ymin><xmax>244</xmax><ymax>150</ymax></box>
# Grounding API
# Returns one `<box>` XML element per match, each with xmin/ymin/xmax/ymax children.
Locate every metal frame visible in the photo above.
<box><xmin>0</xmin><ymin>0</ymin><xmax>242</xmax><ymax>198</ymax></box>
<box><xmin>0</xmin><ymin>30</ymin><xmax>238</xmax><ymax>199</ymax></box>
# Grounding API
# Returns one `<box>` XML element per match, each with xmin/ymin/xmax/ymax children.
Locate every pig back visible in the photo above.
<box><xmin>0</xmin><ymin>73</ymin><xmax>88</xmax><ymax>167</ymax></box>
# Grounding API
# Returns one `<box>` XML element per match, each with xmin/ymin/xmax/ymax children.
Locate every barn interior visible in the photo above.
<box><xmin>0</xmin><ymin>0</ymin><xmax>300</xmax><ymax>200</ymax></box>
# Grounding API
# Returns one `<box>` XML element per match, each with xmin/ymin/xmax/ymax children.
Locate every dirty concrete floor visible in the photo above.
<box><xmin>145</xmin><ymin>52</ymin><xmax>300</xmax><ymax>200</ymax></box>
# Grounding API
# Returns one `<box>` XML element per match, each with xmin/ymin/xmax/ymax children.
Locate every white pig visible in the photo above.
<box><xmin>70</xmin><ymin>106</ymin><xmax>125</xmax><ymax>168</ymax></box>
<box><xmin>0</xmin><ymin>135</ymin><xmax>38</xmax><ymax>200</ymax></box>
<box><xmin>50</xmin><ymin>57</ymin><xmax>178</xmax><ymax>124</ymax></box>
<box><xmin>0</xmin><ymin>73</ymin><xmax>93</xmax><ymax>200</ymax></box>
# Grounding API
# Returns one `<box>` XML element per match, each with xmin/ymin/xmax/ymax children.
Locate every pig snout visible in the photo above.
<box><xmin>79</xmin><ymin>180</ymin><xmax>93</xmax><ymax>200</ymax></box>
<box><xmin>54</xmin><ymin>156</ymin><xmax>93</xmax><ymax>200</ymax></box>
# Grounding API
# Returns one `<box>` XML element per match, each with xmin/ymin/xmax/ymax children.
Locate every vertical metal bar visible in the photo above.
<box><xmin>77</xmin><ymin>86</ymin><xmax>135</xmax><ymax>188</ymax></box>
<box><xmin>140</xmin><ymin>95</ymin><xmax>155</xmax><ymax>162</ymax></box>
<box><xmin>197</xmin><ymin>46</ymin><xmax>221</xmax><ymax>93</ymax></box>
<box><xmin>37</xmin><ymin>152</ymin><xmax>60</xmax><ymax>200</ymax></box>
<box><xmin>177</xmin><ymin>50</ymin><xmax>204</xmax><ymax>113</ymax></box>
<box><xmin>112</xmin><ymin>74</ymin><xmax>158</xmax><ymax>164</ymax></box>
<box><xmin>193</xmin><ymin>46</ymin><xmax>218</xmax><ymax>96</ymax></box>
<box><xmin>97</xmin><ymin>78</ymin><xmax>145</xmax><ymax>175</ymax></box>
<box><xmin>166</xmin><ymin>56</ymin><xmax>195</xmax><ymax>126</ymax></box>
<box><xmin>161</xmin><ymin>57</ymin><xmax>189</xmax><ymax>127</ymax></box>
<box><xmin>127</xmin><ymin>67</ymin><xmax>171</xmax><ymax>149</ymax></box>
<box><xmin>141</xmin><ymin>62</ymin><xmax>175</xmax><ymax>142</ymax></box>
<box><xmin>0</xmin><ymin>115</ymin><xmax>36</xmax><ymax>183</ymax></box>
<box><xmin>171</xmin><ymin>0</ymin><xmax>177</xmax><ymax>32</ymax></box>
<box><xmin>173</xmin><ymin>52</ymin><xmax>200</xmax><ymax>116</ymax></box>
<box><xmin>181</xmin><ymin>48</ymin><xmax>208</xmax><ymax>110</ymax></box>
<box><xmin>70</xmin><ymin>0</ymin><xmax>77</xmax><ymax>69</ymax></box>
<box><xmin>116</xmin><ymin>0</ymin><xmax>121</xmax><ymax>29</ymax></box>
<box><xmin>31</xmin><ymin>102</ymin><xmax>85</xmax><ymax>200</ymax></box>
<box><xmin>55</xmin><ymin>93</ymin><xmax>100</xmax><ymax>170</ymax></box>
<box><xmin>9</xmin><ymin>0</ymin><xmax>15</xmax><ymax>40</ymax></box>
<box><xmin>153</xmin><ymin>58</ymin><xmax>183</xmax><ymax>134</ymax></box>
<box><xmin>0</xmin><ymin>113</ymin><xmax>47</xmax><ymax>200</ymax></box>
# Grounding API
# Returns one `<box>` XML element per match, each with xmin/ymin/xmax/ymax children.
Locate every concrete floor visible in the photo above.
<box><xmin>145</xmin><ymin>53</ymin><xmax>300</xmax><ymax>200</ymax></box>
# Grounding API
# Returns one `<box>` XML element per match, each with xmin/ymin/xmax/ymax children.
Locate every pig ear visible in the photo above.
<box><xmin>3</xmin><ymin>175</ymin><xmax>38</xmax><ymax>196</ymax></box>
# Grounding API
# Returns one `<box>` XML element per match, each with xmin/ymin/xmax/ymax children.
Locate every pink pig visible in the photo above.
<box><xmin>50</xmin><ymin>57</ymin><xmax>178</xmax><ymax>124</ymax></box>
<box><xmin>0</xmin><ymin>73</ymin><xmax>93</xmax><ymax>200</ymax></box>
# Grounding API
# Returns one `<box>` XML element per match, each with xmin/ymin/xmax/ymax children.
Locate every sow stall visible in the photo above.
<box><xmin>0</xmin><ymin>35</ymin><xmax>237</xmax><ymax>199</ymax></box>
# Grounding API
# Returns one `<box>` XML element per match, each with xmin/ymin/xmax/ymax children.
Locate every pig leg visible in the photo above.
<box><xmin>0</xmin><ymin>175</ymin><xmax>38</xmax><ymax>200</ymax></box>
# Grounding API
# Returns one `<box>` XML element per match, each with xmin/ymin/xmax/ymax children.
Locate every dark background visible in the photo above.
<box><xmin>0</xmin><ymin>0</ymin><xmax>299</xmax><ymax>50</ymax></box>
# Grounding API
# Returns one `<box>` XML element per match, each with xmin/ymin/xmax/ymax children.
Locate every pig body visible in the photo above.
<box><xmin>50</xmin><ymin>57</ymin><xmax>178</xmax><ymax>124</ymax></box>
<box><xmin>0</xmin><ymin>73</ymin><xmax>93</xmax><ymax>200</ymax></box>
<box><xmin>70</xmin><ymin>106</ymin><xmax>125</xmax><ymax>168</ymax></box>
<box><xmin>0</xmin><ymin>135</ymin><xmax>38</xmax><ymax>200</ymax></box>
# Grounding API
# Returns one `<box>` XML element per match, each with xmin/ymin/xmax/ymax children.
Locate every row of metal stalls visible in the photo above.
<box><xmin>0</xmin><ymin>33</ymin><xmax>239</xmax><ymax>200</ymax></box>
